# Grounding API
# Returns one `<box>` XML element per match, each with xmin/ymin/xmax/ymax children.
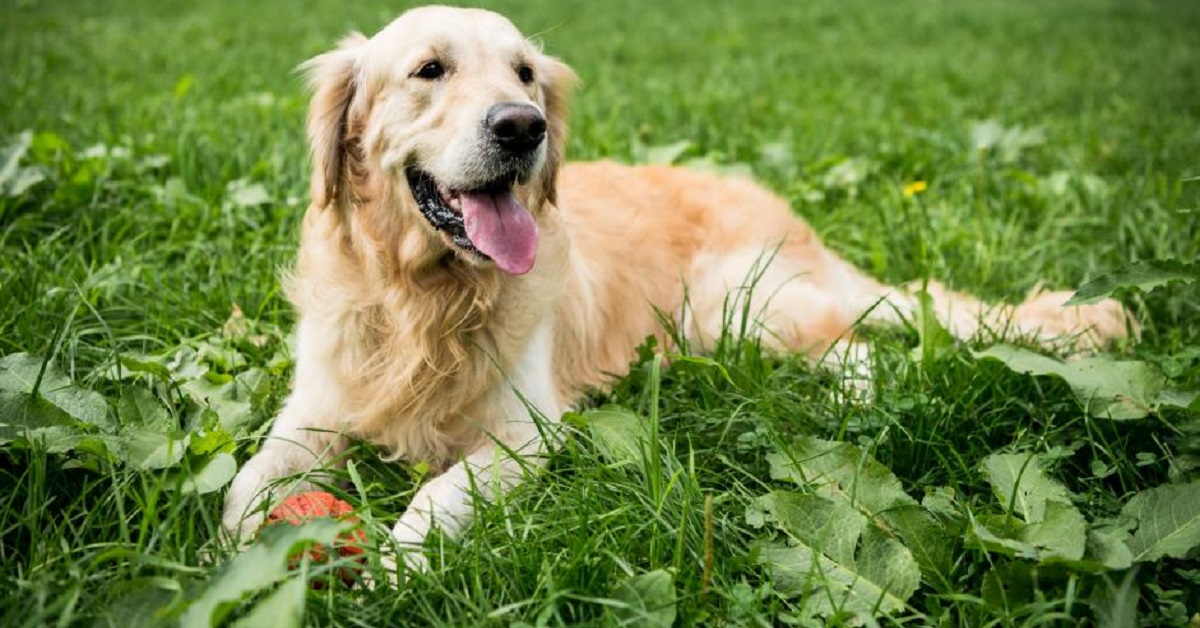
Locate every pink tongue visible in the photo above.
<box><xmin>460</xmin><ymin>191</ymin><xmax>538</xmax><ymax>275</ymax></box>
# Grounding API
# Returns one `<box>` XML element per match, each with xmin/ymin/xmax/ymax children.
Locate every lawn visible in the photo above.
<box><xmin>2</xmin><ymin>0</ymin><xmax>1199</xmax><ymax>625</ymax></box>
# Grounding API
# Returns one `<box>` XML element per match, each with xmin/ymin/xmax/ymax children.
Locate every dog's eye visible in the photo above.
<box><xmin>517</xmin><ymin>64</ymin><xmax>534</xmax><ymax>84</ymax></box>
<box><xmin>413</xmin><ymin>60</ymin><xmax>445</xmax><ymax>80</ymax></box>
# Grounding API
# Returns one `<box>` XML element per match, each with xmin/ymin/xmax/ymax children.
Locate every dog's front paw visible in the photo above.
<box><xmin>362</xmin><ymin>554</ymin><xmax>401</xmax><ymax>590</ymax></box>
<box><xmin>221</xmin><ymin>462</ymin><xmax>273</xmax><ymax>546</ymax></box>
<box><xmin>221</xmin><ymin>508</ymin><xmax>264</xmax><ymax>549</ymax></box>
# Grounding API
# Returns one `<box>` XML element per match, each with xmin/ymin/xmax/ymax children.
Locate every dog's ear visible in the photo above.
<box><xmin>536</xmin><ymin>55</ymin><xmax>578</xmax><ymax>206</ymax></box>
<box><xmin>301</xmin><ymin>33</ymin><xmax>367</xmax><ymax>209</ymax></box>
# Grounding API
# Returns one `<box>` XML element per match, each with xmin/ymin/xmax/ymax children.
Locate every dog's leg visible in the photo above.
<box><xmin>687</xmin><ymin>248</ymin><xmax>840</xmax><ymax>353</ymax></box>
<box><xmin>387</xmin><ymin>435</ymin><xmax>537</xmax><ymax>574</ymax></box>
<box><xmin>387</xmin><ymin>323</ymin><xmax>562</xmax><ymax>575</ymax></box>
<box><xmin>687</xmin><ymin>245</ymin><xmax>1133</xmax><ymax>388</ymax></box>
<box><xmin>221</xmin><ymin>413</ymin><xmax>347</xmax><ymax>542</ymax></box>
<box><xmin>222</xmin><ymin>328</ymin><xmax>349</xmax><ymax>542</ymax></box>
<box><xmin>889</xmin><ymin>280</ymin><xmax>1136</xmax><ymax>351</ymax></box>
<box><xmin>684</xmin><ymin>247</ymin><xmax>887</xmax><ymax>400</ymax></box>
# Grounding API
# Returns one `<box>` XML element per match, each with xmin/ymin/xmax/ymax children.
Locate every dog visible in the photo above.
<box><xmin>222</xmin><ymin>5</ymin><xmax>1134</xmax><ymax>574</ymax></box>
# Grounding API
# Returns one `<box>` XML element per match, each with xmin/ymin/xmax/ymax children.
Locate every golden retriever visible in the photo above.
<box><xmin>222</xmin><ymin>6</ymin><xmax>1133</xmax><ymax>573</ymax></box>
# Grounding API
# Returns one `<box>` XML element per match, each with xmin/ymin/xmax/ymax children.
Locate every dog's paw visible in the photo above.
<box><xmin>1013</xmin><ymin>289</ymin><xmax>1138</xmax><ymax>353</ymax></box>
<box><xmin>221</xmin><ymin>509</ymin><xmax>265</xmax><ymax>550</ymax></box>
<box><xmin>362</xmin><ymin>555</ymin><xmax>402</xmax><ymax>590</ymax></box>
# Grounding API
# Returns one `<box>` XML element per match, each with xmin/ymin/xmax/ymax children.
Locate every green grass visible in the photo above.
<box><xmin>2</xmin><ymin>0</ymin><xmax>1199</xmax><ymax>625</ymax></box>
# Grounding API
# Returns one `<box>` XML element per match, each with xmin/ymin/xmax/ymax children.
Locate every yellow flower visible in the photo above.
<box><xmin>902</xmin><ymin>180</ymin><xmax>928</xmax><ymax>198</ymax></box>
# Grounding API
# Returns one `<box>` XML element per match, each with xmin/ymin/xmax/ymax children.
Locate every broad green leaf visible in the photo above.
<box><xmin>744</xmin><ymin>500</ymin><xmax>767</xmax><ymax>529</ymax></box>
<box><xmin>880</xmin><ymin>505</ymin><xmax>954</xmax><ymax>581</ymax></box>
<box><xmin>582</xmin><ymin>406</ymin><xmax>647</xmax><ymax>466</ymax></box>
<box><xmin>969</xmin><ymin>514</ymin><xmax>1101</xmax><ymax>567</ymax></box>
<box><xmin>1155</xmin><ymin>388</ymin><xmax>1200</xmax><ymax>412</ymax></box>
<box><xmin>164</xmin><ymin>346</ymin><xmax>210</xmax><ymax>380</ymax></box>
<box><xmin>117</xmin><ymin>354</ymin><xmax>174</xmax><ymax>380</ymax></box>
<box><xmin>1066</xmin><ymin>259</ymin><xmax>1199</xmax><ymax>305</ymax></box>
<box><xmin>1023</xmin><ymin>500</ymin><xmax>1087</xmax><ymax>561</ymax></box>
<box><xmin>113</xmin><ymin>428</ymin><xmax>188</xmax><ymax>470</ymax></box>
<box><xmin>1121</xmin><ymin>480</ymin><xmax>1200</xmax><ymax>562</ymax></box>
<box><xmin>118</xmin><ymin>386</ymin><xmax>175</xmax><ymax>433</ymax></box>
<box><xmin>181</xmin><ymin>377</ymin><xmax>249</xmax><ymax>430</ymax></box>
<box><xmin>1</xmin><ymin>353</ymin><xmax>113</xmax><ymax>430</ymax></box>
<box><xmin>982</xmin><ymin>453</ymin><xmax>1073</xmax><ymax>524</ymax></box>
<box><xmin>975</xmin><ymin>345</ymin><xmax>1165</xmax><ymax>419</ymax></box>
<box><xmin>0</xmin><ymin>354</ymin><xmax>114</xmax><ymax>450</ymax></box>
<box><xmin>912</xmin><ymin>289</ymin><xmax>955</xmax><ymax>363</ymax></box>
<box><xmin>922</xmin><ymin>487</ymin><xmax>965</xmax><ymax>535</ymax></box>
<box><xmin>981</xmin><ymin>562</ymin><xmax>1036</xmax><ymax>612</ymax></box>
<box><xmin>611</xmin><ymin>569</ymin><xmax>677</xmax><ymax>628</ymax></box>
<box><xmin>194</xmin><ymin>338</ymin><xmax>250</xmax><ymax>372</ymax></box>
<box><xmin>855</xmin><ymin>525</ymin><xmax>923</xmax><ymax>602</ymax></box>
<box><xmin>755</xmin><ymin>491</ymin><xmax>920</xmax><ymax>617</ymax></box>
<box><xmin>0</xmin><ymin>401</ymin><xmax>107</xmax><ymax>454</ymax></box>
<box><xmin>180</xmin><ymin>519</ymin><xmax>345</xmax><ymax>628</ymax></box>
<box><xmin>973</xmin><ymin>454</ymin><xmax>1095</xmax><ymax>566</ymax></box>
<box><xmin>965</xmin><ymin>513</ymin><xmax>1037</xmax><ymax>558</ymax></box>
<box><xmin>1081</xmin><ymin>528</ymin><xmax>1134</xmax><ymax>572</ymax></box>
<box><xmin>188</xmin><ymin>426</ymin><xmax>235</xmax><ymax>456</ymax></box>
<box><xmin>0</xmin><ymin>390</ymin><xmax>76</xmax><ymax>442</ymax></box>
<box><xmin>179</xmin><ymin>452</ymin><xmax>237</xmax><ymax>494</ymax></box>
<box><xmin>231</xmin><ymin>574</ymin><xmax>306</xmax><ymax>628</ymax></box>
<box><xmin>180</xmin><ymin>368</ymin><xmax>268</xmax><ymax>434</ymax></box>
<box><xmin>766</xmin><ymin>438</ymin><xmax>952</xmax><ymax>583</ymax></box>
<box><xmin>768</xmin><ymin>436</ymin><xmax>917</xmax><ymax>517</ymax></box>
<box><xmin>758</xmin><ymin>491</ymin><xmax>864</xmax><ymax>565</ymax></box>
<box><xmin>664</xmin><ymin>353</ymin><xmax>734</xmax><ymax>386</ymax></box>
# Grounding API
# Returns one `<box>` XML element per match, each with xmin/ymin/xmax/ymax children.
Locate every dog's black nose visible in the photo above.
<box><xmin>485</xmin><ymin>103</ymin><xmax>546</xmax><ymax>153</ymax></box>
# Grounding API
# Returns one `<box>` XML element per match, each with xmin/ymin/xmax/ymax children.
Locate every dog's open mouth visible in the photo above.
<box><xmin>405</xmin><ymin>168</ymin><xmax>538</xmax><ymax>275</ymax></box>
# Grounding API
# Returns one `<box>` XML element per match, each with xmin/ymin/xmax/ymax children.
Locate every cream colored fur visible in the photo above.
<box><xmin>222</xmin><ymin>6</ymin><xmax>1135</xmax><ymax>575</ymax></box>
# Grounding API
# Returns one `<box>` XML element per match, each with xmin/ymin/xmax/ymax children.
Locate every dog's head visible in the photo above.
<box><xmin>303</xmin><ymin>7</ymin><xmax>577</xmax><ymax>275</ymax></box>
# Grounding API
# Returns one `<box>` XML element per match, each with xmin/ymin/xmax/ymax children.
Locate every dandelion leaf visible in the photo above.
<box><xmin>1067</xmin><ymin>260</ymin><xmax>1199</xmax><ymax>305</ymax></box>
<box><xmin>754</xmin><ymin>491</ymin><xmax>919</xmax><ymax>618</ymax></box>
<box><xmin>1121</xmin><ymin>480</ymin><xmax>1200</xmax><ymax>562</ymax></box>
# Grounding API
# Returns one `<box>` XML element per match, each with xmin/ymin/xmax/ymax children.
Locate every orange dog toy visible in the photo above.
<box><xmin>266</xmin><ymin>491</ymin><xmax>367</xmax><ymax>586</ymax></box>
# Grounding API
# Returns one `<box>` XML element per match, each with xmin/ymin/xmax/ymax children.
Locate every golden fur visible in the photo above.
<box><xmin>223</xmin><ymin>6</ymin><xmax>1134</xmax><ymax>568</ymax></box>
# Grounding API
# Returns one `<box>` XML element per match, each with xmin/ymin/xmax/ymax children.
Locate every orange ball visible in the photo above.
<box><xmin>266</xmin><ymin>491</ymin><xmax>367</xmax><ymax>586</ymax></box>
